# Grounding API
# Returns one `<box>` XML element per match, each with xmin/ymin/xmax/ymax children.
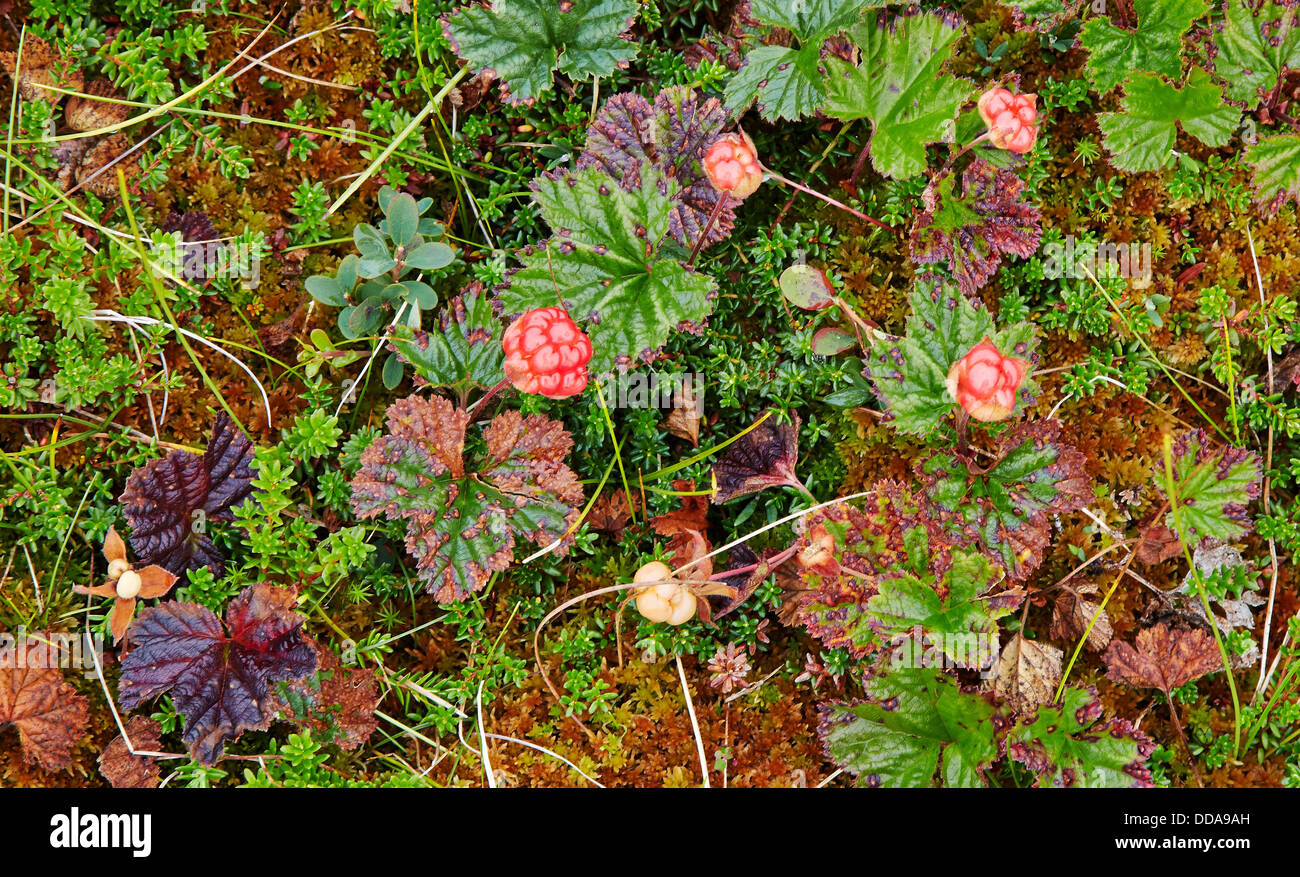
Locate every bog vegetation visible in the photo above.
<box><xmin>1</xmin><ymin>0</ymin><xmax>1299</xmax><ymax>789</ymax></box>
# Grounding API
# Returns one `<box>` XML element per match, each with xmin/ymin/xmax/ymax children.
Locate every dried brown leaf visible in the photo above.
<box><xmin>664</xmin><ymin>383</ymin><xmax>703</xmax><ymax>447</ymax></box>
<box><xmin>0</xmin><ymin>37</ymin><xmax>83</xmax><ymax>108</ymax></box>
<box><xmin>1103</xmin><ymin>623</ymin><xmax>1222</xmax><ymax>694</ymax></box>
<box><xmin>1050</xmin><ymin>586</ymin><xmax>1113</xmax><ymax>652</ymax></box>
<box><xmin>993</xmin><ymin>634</ymin><xmax>1063</xmax><ymax>714</ymax></box>
<box><xmin>588</xmin><ymin>488</ymin><xmax>634</xmax><ymax>537</ymax></box>
<box><xmin>65</xmin><ymin>79</ymin><xmax>129</xmax><ymax>131</ymax></box>
<box><xmin>99</xmin><ymin>716</ymin><xmax>163</xmax><ymax>788</ymax></box>
<box><xmin>0</xmin><ymin>635</ymin><xmax>90</xmax><ymax>770</ymax></box>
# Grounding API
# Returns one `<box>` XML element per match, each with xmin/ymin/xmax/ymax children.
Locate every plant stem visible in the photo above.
<box><xmin>1165</xmin><ymin>694</ymin><xmax>1204</xmax><ymax>788</ymax></box>
<box><xmin>687</xmin><ymin>195</ymin><xmax>727</xmax><ymax>265</ymax></box>
<box><xmin>763</xmin><ymin>168</ymin><xmax>898</xmax><ymax>234</ymax></box>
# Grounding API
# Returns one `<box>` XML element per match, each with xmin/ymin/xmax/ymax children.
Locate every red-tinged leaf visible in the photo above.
<box><xmin>0</xmin><ymin>634</ymin><xmax>90</xmax><ymax>770</ymax></box>
<box><xmin>791</xmin><ymin>482</ymin><xmax>950</xmax><ymax>658</ymax></box>
<box><xmin>779</xmin><ymin>264</ymin><xmax>835</xmax><ymax>311</ymax></box>
<box><xmin>1160</xmin><ymin>429</ymin><xmax>1262</xmax><ymax>545</ymax></box>
<box><xmin>910</xmin><ymin>158</ymin><xmax>1042</xmax><ymax>296</ymax></box>
<box><xmin>278</xmin><ymin>641</ymin><xmax>379</xmax><ymax>751</ymax></box>
<box><xmin>351</xmin><ymin>395</ymin><xmax>582</xmax><ymax>601</ymax></box>
<box><xmin>118</xmin><ymin>583</ymin><xmax>317</xmax><ymax>764</ymax></box>
<box><xmin>812</xmin><ymin>327</ymin><xmax>856</xmax><ymax>355</ymax></box>
<box><xmin>650</xmin><ymin>479</ymin><xmax>710</xmax><ymax>537</ymax></box>
<box><xmin>919</xmin><ymin>419</ymin><xmax>1091</xmax><ymax>580</ymax></box>
<box><xmin>711</xmin><ymin>411</ymin><xmax>802</xmax><ymax>504</ymax></box>
<box><xmin>1102</xmin><ymin>623</ymin><xmax>1223</xmax><ymax>694</ymax></box>
<box><xmin>1006</xmin><ymin>685</ymin><xmax>1155</xmax><ymax>788</ymax></box>
<box><xmin>577</xmin><ymin>86</ymin><xmax>737</xmax><ymax>248</ymax></box>
<box><xmin>1134</xmin><ymin>519</ymin><xmax>1182</xmax><ymax>566</ymax></box>
<box><xmin>98</xmin><ymin>716</ymin><xmax>162</xmax><ymax>788</ymax></box>
<box><xmin>120</xmin><ymin>412</ymin><xmax>254</xmax><ymax>576</ymax></box>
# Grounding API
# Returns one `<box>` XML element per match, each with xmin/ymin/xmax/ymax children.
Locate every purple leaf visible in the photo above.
<box><xmin>118</xmin><ymin>583</ymin><xmax>317</xmax><ymax>764</ymax></box>
<box><xmin>711</xmin><ymin>411</ymin><xmax>802</xmax><ymax>504</ymax></box>
<box><xmin>577</xmin><ymin>85</ymin><xmax>737</xmax><ymax>248</ymax></box>
<box><xmin>120</xmin><ymin>412</ymin><xmax>254</xmax><ymax>576</ymax></box>
<box><xmin>910</xmin><ymin>158</ymin><xmax>1042</xmax><ymax>296</ymax></box>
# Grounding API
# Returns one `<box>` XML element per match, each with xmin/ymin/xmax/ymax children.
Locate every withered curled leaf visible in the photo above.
<box><xmin>711</xmin><ymin>411</ymin><xmax>803</xmax><ymax>504</ymax></box>
<box><xmin>98</xmin><ymin>716</ymin><xmax>163</xmax><ymax>788</ymax></box>
<box><xmin>1050</xmin><ymin>584</ymin><xmax>1113</xmax><ymax>652</ymax></box>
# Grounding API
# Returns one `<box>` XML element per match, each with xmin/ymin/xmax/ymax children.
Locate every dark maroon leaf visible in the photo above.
<box><xmin>910</xmin><ymin>158</ymin><xmax>1042</xmax><ymax>296</ymax></box>
<box><xmin>120</xmin><ymin>412</ymin><xmax>254</xmax><ymax>576</ymax></box>
<box><xmin>118</xmin><ymin>583</ymin><xmax>316</xmax><ymax>764</ymax></box>
<box><xmin>708</xmin><ymin>544</ymin><xmax>769</xmax><ymax>621</ymax></box>
<box><xmin>711</xmin><ymin>411</ymin><xmax>802</xmax><ymax>504</ymax></box>
<box><xmin>577</xmin><ymin>85</ymin><xmax>737</xmax><ymax>248</ymax></box>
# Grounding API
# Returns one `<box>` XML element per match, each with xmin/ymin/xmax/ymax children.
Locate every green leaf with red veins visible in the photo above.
<box><xmin>1160</xmin><ymin>429</ymin><xmax>1262</xmax><ymax>545</ymax></box>
<box><xmin>918</xmin><ymin>419</ymin><xmax>1091</xmax><ymax>581</ymax></box>
<box><xmin>822</xmin><ymin>10</ymin><xmax>974</xmax><ymax>179</ymax></box>
<box><xmin>819</xmin><ymin>661</ymin><xmax>998</xmax><ymax>787</ymax></box>
<box><xmin>1210</xmin><ymin>1</ymin><xmax>1300</xmax><ymax>108</ymax></box>
<box><xmin>1006</xmin><ymin>685</ymin><xmax>1155</xmax><ymax>788</ymax></box>
<box><xmin>495</xmin><ymin>166</ymin><xmax>716</xmax><ymax>375</ymax></box>
<box><xmin>1079</xmin><ymin>0</ymin><xmax>1206</xmax><ymax>95</ymax></box>
<box><xmin>350</xmin><ymin>396</ymin><xmax>583</xmax><ymax>601</ymax></box>
<box><xmin>1244</xmin><ymin>133</ymin><xmax>1300</xmax><ymax>216</ymax></box>
<box><xmin>910</xmin><ymin>158</ymin><xmax>1042</xmax><ymax>297</ymax></box>
<box><xmin>865</xmin><ymin>276</ymin><xmax>1038</xmax><ymax>438</ymax></box>
<box><xmin>866</xmin><ymin>549</ymin><xmax>1010</xmax><ymax>671</ymax></box>
<box><xmin>577</xmin><ymin>87</ymin><xmax>736</xmax><ymax>248</ymax></box>
<box><xmin>442</xmin><ymin>0</ymin><xmax>639</xmax><ymax>105</ymax></box>
<box><xmin>388</xmin><ymin>283</ymin><xmax>504</xmax><ymax>397</ymax></box>
<box><xmin>1096</xmin><ymin>68</ymin><xmax>1240</xmax><ymax>173</ymax></box>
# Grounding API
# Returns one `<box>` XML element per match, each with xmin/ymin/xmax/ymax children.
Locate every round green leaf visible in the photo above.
<box><xmin>305</xmin><ymin>274</ymin><xmax>347</xmax><ymax>307</ymax></box>
<box><xmin>386</xmin><ymin>193</ymin><xmax>420</xmax><ymax>248</ymax></box>
<box><xmin>405</xmin><ymin>241</ymin><xmax>454</xmax><ymax>271</ymax></box>
<box><xmin>779</xmin><ymin>264</ymin><xmax>835</xmax><ymax>310</ymax></box>
<box><xmin>381</xmin><ymin>352</ymin><xmax>404</xmax><ymax>390</ymax></box>
<box><xmin>813</xmin><ymin>327</ymin><xmax>856</xmax><ymax>355</ymax></box>
<box><xmin>353</xmin><ymin>223</ymin><xmax>388</xmax><ymax>259</ymax></box>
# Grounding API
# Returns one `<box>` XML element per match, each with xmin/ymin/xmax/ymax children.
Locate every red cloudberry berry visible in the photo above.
<box><xmin>502</xmin><ymin>307</ymin><xmax>593</xmax><ymax>399</ymax></box>
<box><xmin>946</xmin><ymin>337</ymin><xmax>1029</xmax><ymax>422</ymax></box>
<box><xmin>977</xmin><ymin>88</ymin><xmax>1038</xmax><ymax>154</ymax></box>
<box><xmin>702</xmin><ymin>132</ymin><xmax>763</xmax><ymax>199</ymax></box>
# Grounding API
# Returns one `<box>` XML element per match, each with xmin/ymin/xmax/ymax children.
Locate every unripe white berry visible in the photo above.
<box><xmin>632</xmin><ymin>562</ymin><xmax>695</xmax><ymax>626</ymax></box>
<box><xmin>115</xmin><ymin>569</ymin><xmax>142</xmax><ymax>600</ymax></box>
<box><xmin>107</xmin><ymin>558</ymin><xmax>131</xmax><ymax>580</ymax></box>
